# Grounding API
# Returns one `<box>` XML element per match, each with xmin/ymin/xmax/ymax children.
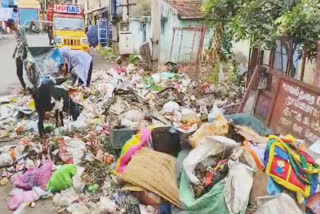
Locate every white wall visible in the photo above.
<box><xmin>129</xmin><ymin>17</ymin><xmax>152</xmax><ymax>54</ymax></box>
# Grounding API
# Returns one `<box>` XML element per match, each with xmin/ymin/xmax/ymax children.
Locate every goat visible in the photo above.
<box><xmin>31</xmin><ymin>82</ymin><xmax>81</xmax><ymax>137</ymax></box>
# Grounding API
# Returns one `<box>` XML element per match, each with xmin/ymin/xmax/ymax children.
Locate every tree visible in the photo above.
<box><xmin>132</xmin><ymin>0</ymin><xmax>151</xmax><ymax>18</ymax></box>
<box><xmin>202</xmin><ymin>0</ymin><xmax>320</xmax><ymax>75</ymax></box>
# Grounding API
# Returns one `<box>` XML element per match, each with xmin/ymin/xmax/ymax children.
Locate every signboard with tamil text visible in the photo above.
<box><xmin>269</xmin><ymin>77</ymin><xmax>320</xmax><ymax>145</ymax></box>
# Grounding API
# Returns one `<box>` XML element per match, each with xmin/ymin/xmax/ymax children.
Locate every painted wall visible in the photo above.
<box><xmin>19</xmin><ymin>8</ymin><xmax>38</xmax><ymax>26</ymax></box>
<box><xmin>129</xmin><ymin>17</ymin><xmax>152</xmax><ymax>53</ymax></box>
<box><xmin>159</xmin><ymin>0</ymin><xmax>213</xmax><ymax>64</ymax></box>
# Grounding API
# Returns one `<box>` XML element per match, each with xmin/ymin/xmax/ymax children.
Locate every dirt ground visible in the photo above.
<box><xmin>0</xmin><ymin>46</ymin><xmax>116</xmax><ymax>214</ymax></box>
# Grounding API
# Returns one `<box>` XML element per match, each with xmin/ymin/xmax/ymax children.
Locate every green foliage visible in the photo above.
<box><xmin>203</xmin><ymin>0</ymin><xmax>320</xmax><ymax>57</ymax></box>
<box><xmin>132</xmin><ymin>0</ymin><xmax>151</xmax><ymax>17</ymax></box>
<box><xmin>99</xmin><ymin>47</ymin><xmax>116</xmax><ymax>60</ymax></box>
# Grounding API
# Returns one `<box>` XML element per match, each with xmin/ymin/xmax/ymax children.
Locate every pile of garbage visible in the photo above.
<box><xmin>1</xmin><ymin>59</ymin><xmax>319</xmax><ymax>214</ymax></box>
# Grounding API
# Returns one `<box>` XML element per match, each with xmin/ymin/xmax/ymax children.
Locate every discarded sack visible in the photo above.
<box><xmin>13</xmin><ymin>161</ymin><xmax>53</xmax><ymax>190</ymax></box>
<box><xmin>180</xmin><ymin>170</ymin><xmax>241</xmax><ymax>214</ymax></box>
<box><xmin>120</xmin><ymin>148</ymin><xmax>182</xmax><ymax>208</ymax></box>
<box><xmin>47</xmin><ymin>164</ymin><xmax>78</xmax><ymax>192</ymax></box>
<box><xmin>183</xmin><ymin>136</ymin><xmax>239</xmax><ymax>184</ymax></box>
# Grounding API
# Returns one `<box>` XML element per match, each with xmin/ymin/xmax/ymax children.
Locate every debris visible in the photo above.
<box><xmin>0</xmin><ymin>177</ymin><xmax>9</xmax><ymax>186</ymax></box>
<box><xmin>58</xmin><ymin>137</ymin><xmax>86</xmax><ymax>164</ymax></box>
<box><xmin>97</xmin><ymin>196</ymin><xmax>118</xmax><ymax>213</ymax></box>
<box><xmin>67</xmin><ymin>203</ymin><xmax>90</xmax><ymax>214</ymax></box>
<box><xmin>53</xmin><ymin>188</ymin><xmax>79</xmax><ymax>207</ymax></box>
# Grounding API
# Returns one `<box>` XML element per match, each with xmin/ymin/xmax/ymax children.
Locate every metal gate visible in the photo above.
<box><xmin>169</xmin><ymin>26</ymin><xmax>206</xmax><ymax>64</ymax></box>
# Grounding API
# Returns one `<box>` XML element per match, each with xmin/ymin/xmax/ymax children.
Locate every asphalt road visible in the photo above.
<box><xmin>0</xmin><ymin>35</ymin><xmax>20</xmax><ymax>95</ymax></box>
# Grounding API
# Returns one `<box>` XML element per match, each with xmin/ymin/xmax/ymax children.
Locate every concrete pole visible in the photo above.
<box><xmin>151</xmin><ymin>0</ymin><xmax>160</xmax><ymax>71</ymax></box>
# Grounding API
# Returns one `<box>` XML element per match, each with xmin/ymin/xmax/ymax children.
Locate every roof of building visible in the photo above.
<box><xmin>165</xmin><ymin>0</ymin><xmax>204</xmax><ymax>20</ymax></box>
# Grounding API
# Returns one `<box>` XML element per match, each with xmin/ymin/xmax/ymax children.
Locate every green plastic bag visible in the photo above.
<box><xmin>179</xmin><ymin>170</ymin><xmax>247</xmax><ymax>214</ymax></box>
<box><xmin>47</xmin><ymin>164</ymin><xmax>77</xmax><ymax>192</ymax></box>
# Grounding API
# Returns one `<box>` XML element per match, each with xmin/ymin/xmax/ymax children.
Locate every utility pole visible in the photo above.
<box><xmin>151</xmin><ymin>0</ymin><xmax>160</xmax><ymax>71</ymax></box>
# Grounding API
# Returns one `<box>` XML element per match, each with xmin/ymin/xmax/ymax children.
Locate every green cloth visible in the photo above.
<box><xmin>47</xmin><ymin>164</ymin><xmax>77</xmax><ymax>192</ymax></box>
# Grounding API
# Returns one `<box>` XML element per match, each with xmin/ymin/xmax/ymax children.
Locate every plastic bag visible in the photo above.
<box><xmin>183</xmin><ymin>136</ymin><xmax>239</xmax><ymax>184</ymax></box>
<box><xmin>47</xmin><ymin>164</ymin><xmax>78</xmax><ymax>192</ymax></box>
<box><xmin>225</xmin><ymin>161</ymin><xmax>254</xmax><ymax>214</ymax></box>
<box><xmin>208</xmin><ymin>102</ymin><xmax>224</xmax><ymax>122</ymax></box>
<box><xmin>161</xmin><ymin>101</ymin><xmax>180</xmax><ymax>114</ymax></box>
<box><xmin>0</xmin><ymin>152</ymin><xmax>13</xmax><ymax>167</ymax></box>
<box><xmin>8</xmin><ymin>187</ymin><xmax>46</xmax><ymax>210</ymax></box>
<box><xmin>254</xmin><ymin>193</ymin><xmax>303</xmax><ymax>214</ymax></box>
<box><xmin>13</xmin><ymin>161</ymin><xmax>53</xmax><ymax>190</ymax></box>
<box><xmin>59</xmin><ymin>137</ymin><xmax>86</xmax><ymax>164</ymax></box>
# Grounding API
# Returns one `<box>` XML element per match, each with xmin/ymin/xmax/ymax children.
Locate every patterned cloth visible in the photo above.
<box><xmin>15</xmin><ymin>26</ymin><xmax>28</xmax><ymax>60</ymax></box>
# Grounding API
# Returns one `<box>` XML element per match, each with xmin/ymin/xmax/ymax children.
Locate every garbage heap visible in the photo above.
<box><xmin>0</xmin><ymin>62</ymin><xmax>319</xmax><ymax>214</ymax></box>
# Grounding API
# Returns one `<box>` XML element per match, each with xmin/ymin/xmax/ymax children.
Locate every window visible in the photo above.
<box><xmin>274</xmin><ymin>40</ymin><xmax>288</xmax><ymax>73</ymax></box>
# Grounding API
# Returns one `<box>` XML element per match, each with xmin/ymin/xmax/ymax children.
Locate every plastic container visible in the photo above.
<box><xmin>110</xmin><ymin>127</ymin><xmax>135</xmax><ymax>151</ymax></box>
<box><xmin>152</xmin><ymin>126</ymin><xmax>181</xmax><ymax>157</ymax></box>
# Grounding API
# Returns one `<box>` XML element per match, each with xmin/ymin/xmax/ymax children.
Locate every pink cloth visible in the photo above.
<box><xmin>117</xmin><ymin>128</ymin><xmax>152</xmax><ymax>174</ymax></box>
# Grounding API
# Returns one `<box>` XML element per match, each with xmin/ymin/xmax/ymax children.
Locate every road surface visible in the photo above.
<box><xmin>0</xmin><ymin>35</ymin><xmax>20</xmax><ymax>95</ymax></box>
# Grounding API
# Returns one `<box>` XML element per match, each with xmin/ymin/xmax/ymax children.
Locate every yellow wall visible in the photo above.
<box><xmin>18</xmin><ymin>0</ymin><xmax>40</xmax><ymax>9</ymax></box>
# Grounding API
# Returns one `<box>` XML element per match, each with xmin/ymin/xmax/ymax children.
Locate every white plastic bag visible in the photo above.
<box><xmin>208</xmin><ymin>102</ymin><xmax>224</xmax><ymax>122</ymax></box>
<box><xmin>225</xmin><ymin>161</ymin><xmax>255</xmax><ymax>214</ymax></box>
<box><xmin>254</xmin><ymin>193</ymin><xmax>303</xmax><ymax>214</ymax></box>
<box><xmin>161</xmin><ymin>101</ymin><xmax>180</xmax><ymax>114</ymax></box>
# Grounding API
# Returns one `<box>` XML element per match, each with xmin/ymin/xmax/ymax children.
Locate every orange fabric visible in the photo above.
<box><xmin>243</xmin><ymin>141</ymin><xmax>265</xmax><ymax>171</ymax></box>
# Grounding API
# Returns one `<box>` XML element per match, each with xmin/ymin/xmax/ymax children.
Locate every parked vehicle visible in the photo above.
<box><xmin>47</xmin><ymin>4</ymin><xmax>89</xmax><ymax>53</ymax></box>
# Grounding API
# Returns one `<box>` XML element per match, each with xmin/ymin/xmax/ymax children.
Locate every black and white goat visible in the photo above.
<box><xmin>31</xmin><ymin>82</ymin><xmax>81</xmax><ymax>137</ymax></box>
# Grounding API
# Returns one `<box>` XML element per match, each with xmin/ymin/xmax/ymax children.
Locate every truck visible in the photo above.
<box><xmin>48</xmin><ymin>3</ymin><xmax>89</xmax><ymax>53</ymax></box>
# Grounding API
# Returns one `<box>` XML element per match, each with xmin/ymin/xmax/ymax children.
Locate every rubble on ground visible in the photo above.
<box><xmin>0</xmin><ymin>54</ymin><xmax>319</xmax><ymax>214</ymax></box>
